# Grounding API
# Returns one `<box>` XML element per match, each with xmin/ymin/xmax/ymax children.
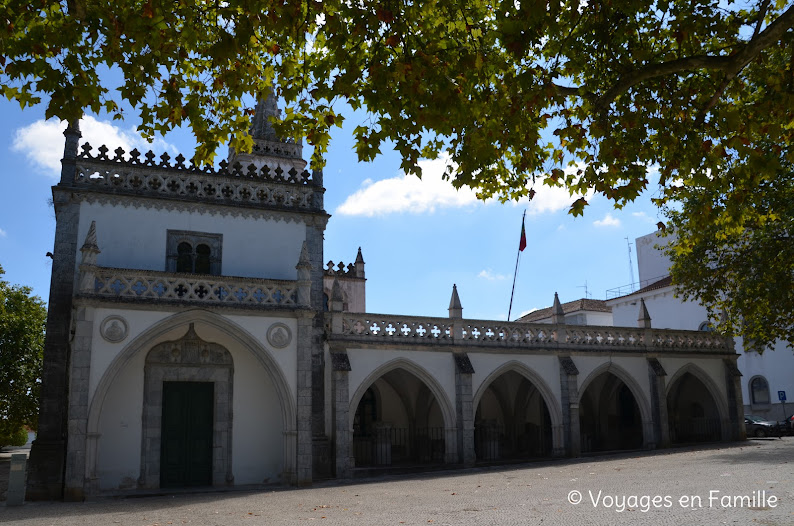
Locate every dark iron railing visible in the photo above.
<box><xmin>669</xmin><ymin>418</ymin><xmax>722</xmax><ymax>443</ymax></box>
<box><xmin>353</xmin><ymin>427</ymin><xmax>445</xmax><ymax>467</ymax></box>
<box><xmin>474</xmin><ymin>422</ymin><xmax>552</xmax><ymax>461</ymax></box>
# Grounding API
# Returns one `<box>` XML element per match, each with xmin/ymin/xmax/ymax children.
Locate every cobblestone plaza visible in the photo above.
<box><xmin>4</xmin><ymin>438</ymin><xmax>792</xmax><ymax>525</ymax></box>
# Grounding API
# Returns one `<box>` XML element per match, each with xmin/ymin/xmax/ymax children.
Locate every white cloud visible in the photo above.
<box><xmin>11</xmin><ymin>116</ymin><xmax>177</xmax><ymax>178</ymax></box>
<box><xmin>593</xmin><ymin>213</ymin><xmax>621</xmax><ymax>227</ymax></box>
<box><xmin>336</xmin><ymin>155</ymin><xmax>477</xmax><ymax>216</ymax></box>
<box><xmin>517</xmin><ymin>308</ymin><xmax>539</xmax><ymax>318</ymax></box>
<box><xmin>336</xmin><ymin>156</ymin><xmax>591</xmax><ymax>217</ymax></box>
<box><xmin>478</xmin><ymin>269</ymin><xmax>507</xmax><ymax>281</ymax></box>
<box><xmin>0</xmin><ymin>227</ymin><xmax>6</xmax><ymax>237</ymax></box>
<box><xmin>631</xmin><ymin>211</ymin><xmax>656</xmax><ymax>224</ymax></box>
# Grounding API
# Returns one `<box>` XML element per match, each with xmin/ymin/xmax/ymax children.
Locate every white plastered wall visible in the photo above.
<box><xmin>610</xmin><ymin>289</ymin><xmax>709</xmax><ymax>331</ymax></box>
<box><xmin>738</xmin><ymin>337</ymin><xmax>794</xmax><ymax>418</ymax></box>
<box><xmin>76</xmin><ymin>201</ymin><xmax>306</xmax><ymax>280</ymax></box>
<box><xmin>636</xmin><ymin>231</ymin><xmax>674</xmax><ymax>283</ymax></box>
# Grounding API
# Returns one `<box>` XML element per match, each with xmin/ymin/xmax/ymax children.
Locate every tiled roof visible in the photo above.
<box><xmin>518</xmin><ymin>298</ymin><xmax>610</xmax><ymax>322</ymax></box>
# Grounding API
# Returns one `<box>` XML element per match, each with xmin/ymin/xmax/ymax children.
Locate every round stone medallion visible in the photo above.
<box><xmin>100</xmin><ymin>315</ymin><xmax>129</xmax><ymax>343</ymax></box>
<box><xmin>267</xmin><ymin>323</ymin><xmax>292</xmax><ymax>349</ymax></box>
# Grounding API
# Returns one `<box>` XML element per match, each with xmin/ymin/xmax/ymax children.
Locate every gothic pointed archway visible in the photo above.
<box><xmin>349</xmin><ymin>359</ymin><xmax>455</xmax><ymax>468</ymax></box>
<box><xmin>578</xmin><ymin>365</ymin><xmax>651</xmax><ymax>453</ymax></box>
<box><xmin>666</xmin><ymin>365</ymin><xmax>725</xmax><ymax>444</ymax></box>
<box><xmin>472</xmin><ymin>366</ymin><xmax>559</xmax><ymax>462</ymax></box>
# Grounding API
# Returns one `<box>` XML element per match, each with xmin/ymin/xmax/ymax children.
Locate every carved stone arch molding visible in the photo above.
<box><xmin>139</xmin><ymin>323</ymin><xmax>234</xmax><ymax>489</ymax></box>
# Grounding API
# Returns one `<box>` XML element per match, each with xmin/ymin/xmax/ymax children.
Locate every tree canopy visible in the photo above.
<box><xmin>665</xmin><ymin>162</ymin><xmax>794</xmax><ymax>352</ymax></box>
<box><xmin>0</xmin><ymin>265</ymin><xmax>47</xmax><ymax>446</ymax></box>
<box><xmin>2</xmin><ymin>0</ymin><xmax>793</xmax><ymax>346</ymax></box>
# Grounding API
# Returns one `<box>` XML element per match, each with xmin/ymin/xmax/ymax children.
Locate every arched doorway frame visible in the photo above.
<box><xmin>85</xmin><ymin>309</ymin><xmax>297</xmax><ymax>490</ymax></box>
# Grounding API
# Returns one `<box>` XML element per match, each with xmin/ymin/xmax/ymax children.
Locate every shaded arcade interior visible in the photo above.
<box><xmin>579</xmin><ymin>372</ymin><xmax>644</xmax><ymax>453</ymax></box>
<box><xmin>352</xmin><ymin>368</ymin><xmax>445</xmax><ymax>467</ymax></box>
<box><xmin>474</xmin><ymin>370</ymin><xmax>553</xmax><ymax>461</ymax></box>
<box><xmin>667</xmin><ymin>372</ymin><xmax>722</xmax><ymax>443</ymax></box>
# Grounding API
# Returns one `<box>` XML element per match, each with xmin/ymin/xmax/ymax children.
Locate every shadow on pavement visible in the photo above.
<box><xmin>2</xmin><ymin>438</ymin><xmax>788</xmax><ymax>520</ymax></box>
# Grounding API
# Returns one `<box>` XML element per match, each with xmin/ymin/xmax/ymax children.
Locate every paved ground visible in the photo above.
<box><xmin>2</xmin><ymin>438</ymin><xmax>793</xmax><ymax>525</ymax></box>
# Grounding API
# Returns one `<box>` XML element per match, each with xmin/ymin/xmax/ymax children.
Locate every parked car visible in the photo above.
<box><xmin>745</xmin><ymin>415</ymin><xmax>782</xmax><ymax>438</ymax></box>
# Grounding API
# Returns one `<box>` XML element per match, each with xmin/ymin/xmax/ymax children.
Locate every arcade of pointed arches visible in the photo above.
<box><xmin>347</xmin><ymin>357</ymin><xmax>728</xmax><ymax>468</ymax></box>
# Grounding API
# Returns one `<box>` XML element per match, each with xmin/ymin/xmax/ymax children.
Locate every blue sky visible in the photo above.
<box><xmin>0</xmin><ymin>96</ymin><xmax>666</xmax><ymax>320</ymax></box>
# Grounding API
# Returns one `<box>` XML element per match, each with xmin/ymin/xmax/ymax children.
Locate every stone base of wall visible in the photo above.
<box><xmin>25</xmin><ymin>440</ymin><xmax>65</xmax><ymax>501</ymax></box>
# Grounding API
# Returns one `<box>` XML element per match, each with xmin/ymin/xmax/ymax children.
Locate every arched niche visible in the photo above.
<box><xmin>85</xmin><ymin>309</ymin><xmax>297</xmax><ymax>490</ymax></box>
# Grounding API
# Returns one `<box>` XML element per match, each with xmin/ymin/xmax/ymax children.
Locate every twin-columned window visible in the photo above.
<box><xmin>166</xmin><ymin>230</ymin><xmax>222</xmax><ymax>275</ymax></box>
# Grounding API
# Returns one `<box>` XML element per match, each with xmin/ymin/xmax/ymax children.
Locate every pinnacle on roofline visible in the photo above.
<box><xmin>552</xmin><ymin>292</ymin><xmax>565</xmax><ymax>324</ymax></box>
<box><xmin>638</xmin><ymin>298</ymin><xmax>652</xmax><ymax>328</ymax></box>
<box><xmin>449</xmin><ymin>284</ymin><xmax>463</xmax><ymax>319</ymax></box>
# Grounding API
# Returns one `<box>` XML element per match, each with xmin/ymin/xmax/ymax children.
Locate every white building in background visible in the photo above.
<box><xmin>606</xmin><ymin>231</ymin><xmax>794</xmax><ymax>425</ymax></box>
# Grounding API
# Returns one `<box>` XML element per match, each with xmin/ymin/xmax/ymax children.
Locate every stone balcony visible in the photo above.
<box><xmin>78</xmin><ymin>265</ymin><xmax>308</xmax><ymax>310</ymax></box>
<box><xmin>325</xmin><ymin>312</ymin><xmax>735</xmax><ymax>354</ymax></box>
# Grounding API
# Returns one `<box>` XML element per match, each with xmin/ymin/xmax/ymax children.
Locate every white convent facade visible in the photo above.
<box><xmin>27</xmin><ymin>97</ymin><xmax>746</xmax><ymax>500</ymax></box>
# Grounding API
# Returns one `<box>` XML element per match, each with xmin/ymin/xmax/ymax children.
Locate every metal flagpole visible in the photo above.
<box><xmin>507</xmin><ymin>210</ymin><xmax>526</xmax><ymax>321</ymax></box>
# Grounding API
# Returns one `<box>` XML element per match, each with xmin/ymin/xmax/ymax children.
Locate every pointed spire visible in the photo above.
<box><xmin>552</xmin><ymin>292</ymin><xmax>565</xmax><ymax>324</ymax></box>
<box><xmin>638</xmin><ymin>298</ymin><xmax>652</xmax><ymax>328</ymax></box>
<box><xmin>250</xmin><ymin>86</ymin><xmax>280</xmax><ymax>141</ymax></box>
<box><xmin>296</xmin><ymin>240</ymin><xmax>311</xmax><ymax>269</ymax></box>
<box><xmin>228</xmin><ymin>85</ymin><xmax>305</xmax><ymax>167</ymax></box>
<box><xmin>80</xmin><ymin>221</ymin><xmax>100</xmax><ymax>265</ymax></box>
<box><xmin>355</xmin><ymin>247</ymin><xmax>365</xmax><ymax>278</ymax></box>
<box><xmin>61</xmin><ymin>119</ymin><xmax>82</xmax><ymax>184</ymax></box>
<box><xmin>63</xmin><ymin>119</ymin><xmax>81</xmax><ymax>159</ymax></box>
<box><xmin>448</xmin><ymin>284</ymin><xmax>463</xmax><ymax>319</ymax></box>
<box><xmin>296</xmin><ymin>241</ymin><xmax>312</xmax><ymax>302</ymax></box>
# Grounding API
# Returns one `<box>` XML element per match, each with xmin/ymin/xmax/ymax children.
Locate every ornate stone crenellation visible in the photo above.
<box><xmin>85</xmin><ymin>266</ymin><xmax>300</xmax><ymax>307</ymax></box>
<box><xmin>73</xmin><ymin>151</ymin><xmax>320</xmax><ymax>212</ymax></box>
<box><xmin>77</xmin><ymin>143</ymin><xmax>313</xmax><ymax>181</ymax></box>
<box><xmin>324</xmin><ymin>260</ymin><xmax>363</xmax><ymax>279</ymax></box>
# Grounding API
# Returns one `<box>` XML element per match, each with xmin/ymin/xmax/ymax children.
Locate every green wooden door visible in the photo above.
<box><xmin>160</xmin><ymin>382</ymin><xmax>214</xmax><ymax>487</ymax></box>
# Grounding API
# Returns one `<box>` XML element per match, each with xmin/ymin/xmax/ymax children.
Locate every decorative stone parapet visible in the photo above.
<box><xmin>328</xmin><ymin>313</ymin><xmax>734</xmax><ymax>353</ymax></box>
<box><xmin>324</xmin><ymin>260</ymin><xmax>362</xmax><ymax>278</ymax></box>
<box><xmin>335</xmin><ymin>315</ymin><xmax>453</xmax><ymax>341</ymax></box>
<box><xmin>84</xmin><ymin>266</ymin><xmax>300</xmax><ymax>307</ymax></box>
<box><xmin>71</xmin><ymin>143</ymin><xmax>321</xmax><ymax>211</ymax></box>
